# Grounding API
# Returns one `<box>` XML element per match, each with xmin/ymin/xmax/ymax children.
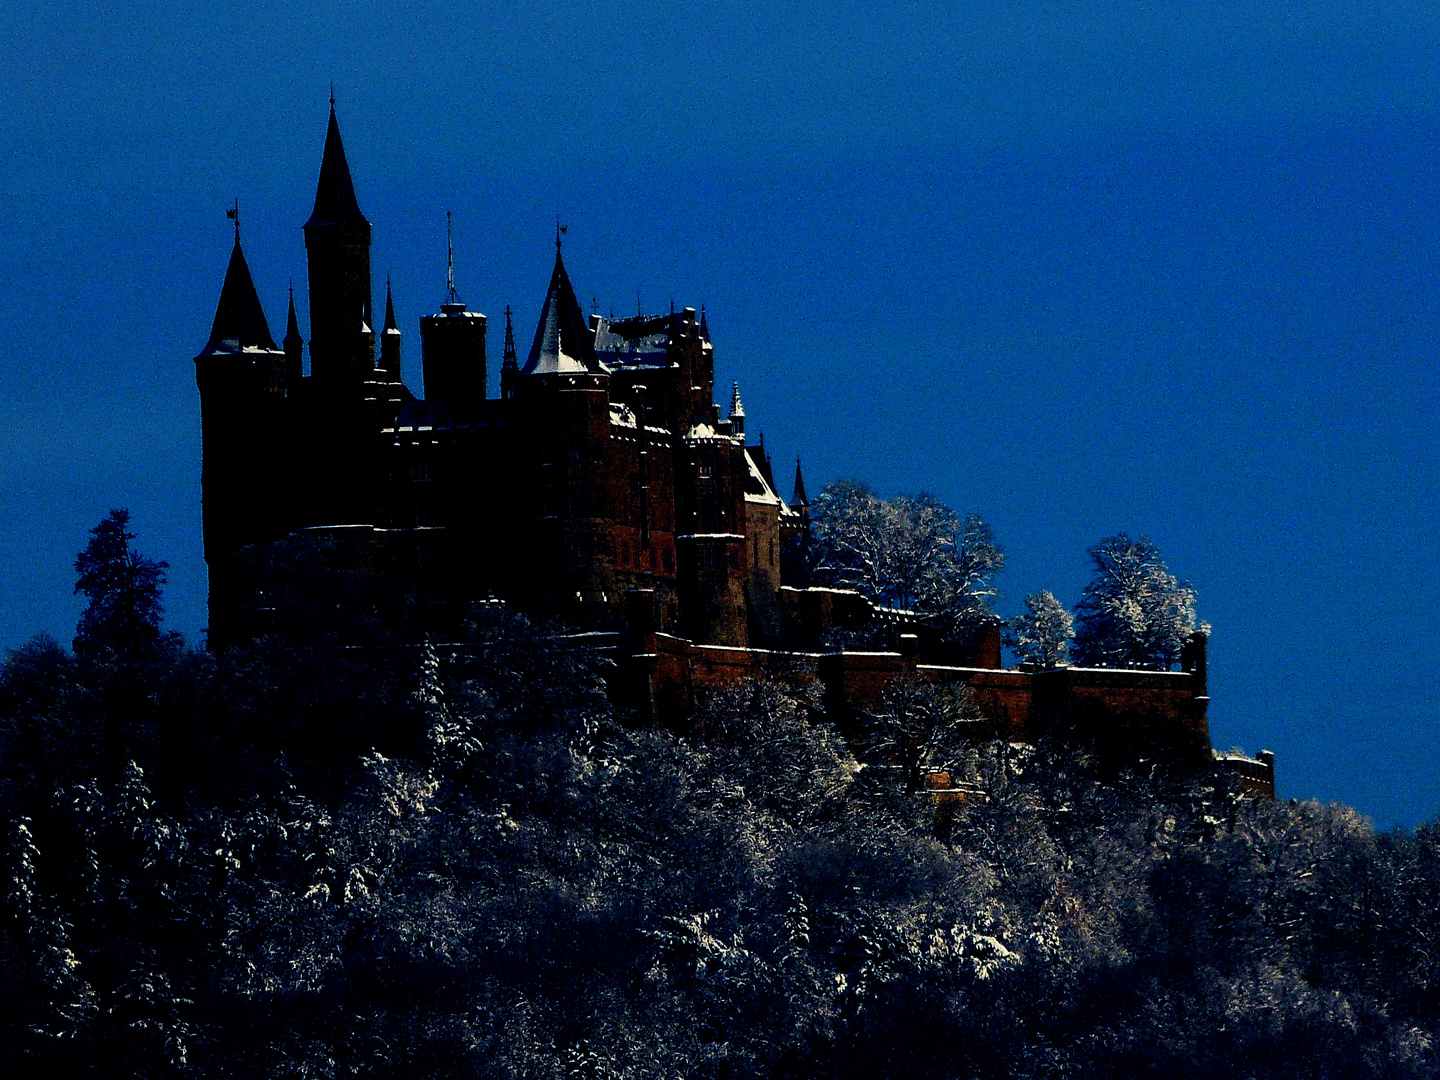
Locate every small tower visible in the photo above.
<box><xmin>283</xmin><ymin>283</ymin><xmax>304</xmax><ymax>391</ymax></box>
<box><xmin>380</xmin><ymin>279</ymin><xmax>402</xmax><ymax>381</ymax></box>
<box><xmin>419</xmin><ymin>212</ymin><xmax>486</xmax><ymax>413</ymax></box>
<box><xmin>792</xmin><ymin>456</ymin><xmax>810</xmax><ymax>528</ymax></box>
<box><xmin>195</xmin><ymin>229</ymin><xmax>288</xmax><ymax>645</ymax></box>
<box><xmin>728</xmin><ymin>381</ymin><xmax>745</xmax><ymax>437</ymax></box>
<box><xmin>500</xmin><ymin>305</ymin><xmax>519</xmax><ymax>402</ymax></box>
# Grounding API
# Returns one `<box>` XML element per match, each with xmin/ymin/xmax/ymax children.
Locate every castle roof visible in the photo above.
<box><xmin>199</xmin><ymin>238</ymin><xmax>279</xmax><ymax>356</ymax></box>
<box><xmin>523</xmin><ymin>245</ymin><xmax>598</xmax><ymax>375</ymax></box>
<box><xmin>304</xmin><ymin>104</ymin><xmax>369</xmax><ymax>231</ymax></box>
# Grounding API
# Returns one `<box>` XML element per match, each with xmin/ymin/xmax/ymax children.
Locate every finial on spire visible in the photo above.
<box><xmin>555</xmin><ymin>218</ymin><xmax>567</xmax><ymax>254</ymax></box>
<box><xmin>226</xmin><ymin>199</ymin><xmax>240</xmax><ymax>242</ymax></box>
<box><xmin>330</xmin><ymin>82</ymin><xmax>335</xmax><ymax>108</ymax></box>
<box><xmin>445</xmin><ymin>211</ymin><xmax>459</xmax><ymax>304</ymax></box>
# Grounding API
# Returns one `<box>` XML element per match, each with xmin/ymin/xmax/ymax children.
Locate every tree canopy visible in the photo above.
<box><xmin>1072</xmin><ymin>533</ymin><xmax>1203</xmax><ymax>669</ymax></box>
<box><xmin>810</xmin><ymin>481</ymin><xmax>1004</xmax><ymax>636</ymax></box>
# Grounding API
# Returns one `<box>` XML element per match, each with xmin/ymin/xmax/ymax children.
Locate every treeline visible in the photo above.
<box><xmin>0</xmin><ymin>512</ymin><xmax>1436</xmax><ymax>1078</ymax></box>
<box><xmin>801</xmin><ymin>481</ymin><xmax>1205</xmax><ymax>670</ymax></box>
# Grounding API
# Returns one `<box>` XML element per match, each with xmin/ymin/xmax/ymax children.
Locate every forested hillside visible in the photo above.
<box><xmin>1</xmin><ymin>513</ymin><xmax>1437</xmax><ymax>1078</ymax></box>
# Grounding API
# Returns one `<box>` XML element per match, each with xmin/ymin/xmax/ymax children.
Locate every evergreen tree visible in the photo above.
<box><xmin>73</xmin><ymin>510</ymin><xmax>171</xmax><ymax>660</ymax></box>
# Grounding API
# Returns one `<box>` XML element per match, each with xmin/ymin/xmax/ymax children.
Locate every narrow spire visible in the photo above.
<box><xmin>227</xmin><ymin>198</ymin><xmax>240</xmax><ymax>242</ymax></box>
<box><xmin>729</xmin><ymin>380</ymin><xmax>744</xmax><ymax>419</ymax></box>
<box><xmin>502</xmin><ymin>305</ymin><xmax>518</xmax><ymax>370</ymax></box>
<box><xmin>445</xmin><ymin>211</ymin><xmax>460</xmax><ymax>305</ymax></box>
<box><xmin>305</xmin><ymin>99</ymin><xmax>368</xmax><ymax>229</ymax></box>
<box><xmin>285</xmin><ymin>282</ymin><xmax>302</xmax><ymax>344</ymax></box>
<box><xmin>699</xmin><ymin>304</ymin><xmax>710</xmax><ymax>342</ymax></box>
<box><xmin>383</xmin><ymin>278</ymin><xmax>398</xmax><ymax>332</ymax></box>
<box><xmin>793</xmin><ymin>457</ymin><xmax>809</xmax><ymax>506</ymax></box>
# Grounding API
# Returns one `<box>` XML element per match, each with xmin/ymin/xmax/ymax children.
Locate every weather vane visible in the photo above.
<box><xmin>226</xmin><ymin>199</ymin><xmax>239</xmax><ymax>241</ymax></box>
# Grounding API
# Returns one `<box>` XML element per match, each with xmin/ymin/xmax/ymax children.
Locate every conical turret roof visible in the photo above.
<box><xmin>793</xmin><ymin>457</ymin><xmax>809</xmax><ymax>506</ymax></box>
<box><xmin>199</xmin><ymin>238</ymin><xmax>278</xmax><ymax>355</ymax></box>
<box><xmin>284</xmin><ymin>284</ymin><xmax>302</xmax><ymax>346</ymax></box>
<box><xmin>523</xmin><ymin>244</ymin><xmax>597</xmax><ymax>375</ymax></box>
<box><xmin>383</xmin><ymin>280</ymin><xmax>399</xmax><ymax>332</ymax></box>
<box><xmin>304</xmin><ymin>104</ymin><xmax>369</xmax><ymax>230</ymax></box>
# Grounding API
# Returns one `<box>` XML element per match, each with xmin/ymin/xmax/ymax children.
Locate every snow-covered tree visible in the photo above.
<box><xmin>1071</xmin><ymin>534</ymin><xmax>1202</xmax><ymax>669</ymax></box>
<box><xmin>1005</xmin><ymin>590</ymin><xmax>1073</xmax><ymax>668</ymax></box>
<box><xmin>810</xmin><ymin>482</ymin><xmax>1004</xmax><ymax>633</ymax></box>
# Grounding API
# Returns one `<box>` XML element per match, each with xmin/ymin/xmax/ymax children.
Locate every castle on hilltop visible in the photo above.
<box><xmin>197</xmin><ymin>101</ymin><xmax>808</xmax><ymax>649</ymax></box>
<box><xmin>197</xmin><ymin>103</ymin><xmax>1267</xmax><ymax>792</ymax></box>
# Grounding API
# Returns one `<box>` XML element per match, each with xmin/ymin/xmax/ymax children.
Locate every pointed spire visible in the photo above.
<box><xmin>199</xmin><ymin>236</ymin><xmax>278</xmax><ymax>355</ymax></box>
<box><xmin>444</xmin><ymin>211</ymin><xmax>461</xmax><ymax>306</ymax></box>
<box><xmin>729</xmin><ymin>381</ymin><xmax>744</xmax><ymax>419</ymax></box>
<box><xmin>383</xmin><ymin>278</ymin><xmax>398</xmax><ymax>332</ymax></box>
<box><xmin>699</xmin><ymin>304</ymin><xmax>710</xmax><ymax>342</ymax></box>
<box><xmin>502</xmin><ymin>305</ymin><xmax>518</xmax><ymax>371</ymax></box>
<box><xmin>793</xmin><ymin>457</ymin><xmax>809</xmax><ymax>506</ymax></box>
<box><xmin>284</xmin><ymin>282</ymin><xmax>302</xmax><ymax>345</ymax></box>
<box><xmin>523</xmin><ymin>240</ymin><xmax>597</xmax><ymax>375</ymax></box>
<box><xmin>304</xmin><ymin>99</ymin><xmax>368</xmax><ymax>230</ymax></box>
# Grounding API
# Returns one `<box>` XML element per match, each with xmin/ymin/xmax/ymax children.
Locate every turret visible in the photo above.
<box><xmin>500</xmin><ymin>305</ymin><xmax>519</xmax><ymax>401</ymax></box>
<box><xmin>283</xmin><ymin>283</ymin><xmax>304</xmax><ymax>391</ymax></box>
<box><xmin>303</xmin><ymin>98</ymin><xmax>374</xmax><ymax>388</ymax></box>
<box><xmin>194</xmin><ymin>229</ymin><xmax>289</xmax><ymax>644</ymax></box>
<box><xmin>728</xmin><ymin>380</ymin><xmax>745</xmax><ymax>437</ymax></box>
<box><xmin>420</xmin><ymin>214</ymin><xmax>486</xmax><ymax>412</ymax></box>
<box><xmin>380</xmin><ymin>279</ymin><xmax>402</xmax><ymax>381</ymax></box>
<box><xmin>792</xmin><ymin>456</ymin><xmax>810</xmax><ymax>528</ymax></box>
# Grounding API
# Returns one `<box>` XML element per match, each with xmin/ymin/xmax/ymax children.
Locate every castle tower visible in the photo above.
<box><xmin>195</xmin><ymin>231</ymin><xmax>288</xmax><ymax>645</ymax></box>
<box><xmin>512</xmin><ymin>232</ymin><xmax>614</xmax><ymax>622</ymax></box>
<box><xmin>420</xmin><ymin>216</ymin><xmax>486</xmax><ymax>414</ymax></box>
<box><xmin>728</xmin><ymin>381</ymin><xmax>744</xmax><ymax>437</ymax></box>
<box><xmin>380</xmin><ymin>280</ymin><xmax>402</xmax><ymax>381</ymax></box>
<box><xmin>304</xmin><ymin>99</ymin><xmax>373</xmax><ymax>388</ymax></box>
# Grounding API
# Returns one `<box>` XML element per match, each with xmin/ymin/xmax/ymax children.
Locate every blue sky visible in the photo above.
<box><xmin>1</xmin><ymin>1</ymin><xmax>1437</xmax><ymax>825</ymax></box>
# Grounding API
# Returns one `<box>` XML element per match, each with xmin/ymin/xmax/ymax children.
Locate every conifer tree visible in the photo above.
<box><xmin>72</xmin><ymin>510</ymin><xmax>171</xmax><ymax>660</ymax></box>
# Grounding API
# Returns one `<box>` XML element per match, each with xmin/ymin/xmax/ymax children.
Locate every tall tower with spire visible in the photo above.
<box><xmin>194</xmin><ymin>227</ymin><xmax>290</xmax><ymax>645</ymax></box>
<box><xmin>420</xmin><ymin>212</ymin><xmax>487</xmax><ymax>413</ymax></box>
<box><xmin>304</xmin><ymin>98</ymin><xmax>374</xmax><ymax>387</ymax></box>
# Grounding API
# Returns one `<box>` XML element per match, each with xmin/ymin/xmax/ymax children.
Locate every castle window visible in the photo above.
<box><xmin>411</xmin><ymin>455</ymin><xmax>430</xmax><ymax>483</ymax></box>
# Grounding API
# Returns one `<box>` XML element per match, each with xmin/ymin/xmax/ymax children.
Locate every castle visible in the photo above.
<box><xmin>197</xmin><ymin>101</ymin><xmax>807</xmax><ymax>650</ymax></box>
<box><xmin>197</xmin><ymin>103</ymin><xmax>1270</xmax><ymax>793</ymax></box>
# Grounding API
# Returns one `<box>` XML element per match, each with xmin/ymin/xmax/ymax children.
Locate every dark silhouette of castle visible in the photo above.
<box><xmin>196</xmin><ymin>102</ymin><xmax>808</xmax><ymax>649</ymax></box>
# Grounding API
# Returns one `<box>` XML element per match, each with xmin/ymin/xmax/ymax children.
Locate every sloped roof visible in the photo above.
<box><xmin>304</xmin><ymin>105</ymin><xmax>369</xmax><ymax>230</ymax></box>
<box><xmin>199</xmin><ymin>239</ymin><xmax>278</xmax><ymax>355</ymax></box>
<box><xmin>744</xmin><ymin>446</ymin><xmax>781</xmax><ymax>503</ymax></box>
<box><xmin>523</xmin><ymin>247</ymin><xmax>598</xmax><ymax>375</ymax></box>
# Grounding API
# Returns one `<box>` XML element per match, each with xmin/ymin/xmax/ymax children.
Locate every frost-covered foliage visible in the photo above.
<box><xmin>810</xmin><ymin>481</ymin><xmax>1004</xmax><ymax>635</ymax></box>
<box><xmin>1006</xmin><ymin>590</ymin><xmax>1074</xmax><ymax>668</ymax></box>
<box><xmin>1</xmin><ymin>620</ymin><xmax>1438</xmax><ymax>1080</ymax></box>
<box><xmin>1072</xmin><ymin>533</ymin><xmax>1203</xmax><ymax>669</ymax></box>
<box><xmin>0</xmin><ymin>520</ymin><xmax>1432</xmax><ymax>1079</ymax></box>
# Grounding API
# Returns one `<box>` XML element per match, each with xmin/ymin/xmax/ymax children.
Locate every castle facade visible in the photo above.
<box><xmin>196</xmin><ymin>103</ymin><xmax>807</xmax><ymax>647</ymax></box>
